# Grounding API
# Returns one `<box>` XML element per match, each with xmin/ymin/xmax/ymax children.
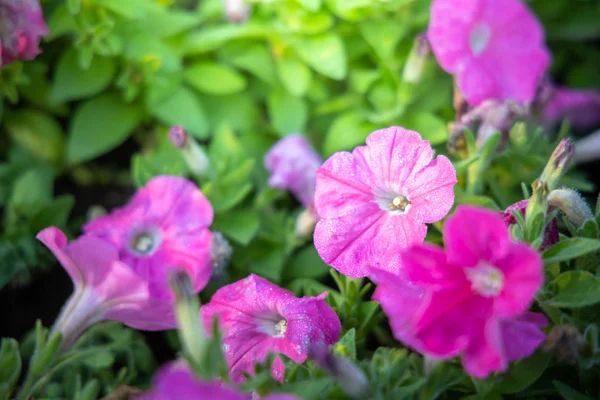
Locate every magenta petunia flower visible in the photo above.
<box><xmin>0</xmin><ymin>0</ymin><xmax>48</xmax><ymax>66</ymax></box>
<box><xmin>37</xmin><ymin>228</ymin><xmax>176</xmax><ymax>349</ymax></box>
<box><xmin>84</xmin><ymin>176</ymin><xmax>214</xmax><ymax>299</ymax></box>
<box><xmin>427</xmin><ymin>0</ymin><xmax>551</xmax><ymax>106</ymax></box>
<box><xmin>542</xmin><ymin>86</ymin><xmax>600</xmax><ymax>131</ymax></box>
<box><xmin>201</xmin><ymin>274</ymin><xmax>341</xmax><ymax>383</ymax></box>
<box><xmin>313</xmin><ymin>126</ymin><xmax>457</xmax><ymax>278</ymax></box>
<box><xmin>264</xmin><ymin>134</ymin><xmax>323</xmax><ymax>208</ymax></box>
<box><xmin>372</xmin><ymin>205</ymin><xmax>546</xmax><ymax>378</ymax></box>
<box><xmin>139</xmin><ymin>362</ymin><xmax>300</xmax><ymax>400</ymax></box>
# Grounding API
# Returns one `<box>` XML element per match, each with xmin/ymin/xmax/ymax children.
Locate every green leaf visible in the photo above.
<box><xmin>185</xmin><ymin>62</ymin><xmax>247</xmax><ymax>95</ymax></box>
<box><xmin>226</xmin><ymin>44</ymin><xmax>277</xmax><ymax>85</ymax></box>
<box><xmin>201</xmin><ymin>94</ymin><xmax>260</xmax><ymax>132</ymax></box>
<box><xmin>212</xmin><ymin>208</ymin><xmax>260</xmax><ymax>245</ymax></box>
<box><xmin>547</xmin><ymin>271</ymin><xmax>600</xmax><ymax>308</ymax></box>
<box><xmin>0</xmin><ymin>338</ymin><xmax>21</xmax><ymax>396</ymax></box>
<box><xmin>284</xmin><ymin>245</ymin><xmax>330</xmax><ymax>280</ymax></box>
<box><xmin>402</xmin><ymin>113</ymin><xmax>448</xmax><ymax>145</ymax></box>
<box><xmin>277</xmin><ymin>54</ymin><xmax>312</xmax><ymax>96</ymax></box>
<box><xmin>553</xmin><ymin>381</ymin><xmax>595</xmax><ymax>400</ymax></box>
<box><xmin>274</xmin><ymin>379</ymin><xmax>331</xmax><ymax>400</ymax></box>
<box><xmin>149</xmin><ymin>87</ymin><xmax>209</xmax><ymax>139</ymax></box>
<box><xmin>497</xmin><ymin>351</ymin><xmax>551</xmax><ymax>394</ymax></box>
<box><xmin>204</xmin><ymin>159</ymin><xmax>255</xmax><ymax>213</ymax></box>
<box><xmin>82</xmin><ymin>350</ymin><xmax>115</xmax><ymax>369</ymax></box>
<box><xmin>323</xmin><ymin>112</ymin><xmax>377</xmax><ymax>156</ymax></box>
<box><xmin>4</xmin><ymin>109</ymin><xmax>64</xmax><ymax>164</ymax></box>
<box><xmin>29</xmin><ymin>195</ymin><xmax>75</xmax><ymax>233</ymax></box>
<box><xmin>359</xmin><ymin>20</ymin><xmax>407</xmax><ymax>59</ymax></box>
<box><xmin>455</xmin><ymin>195</ymin><xmax>501</xmax><ymax>211</ymax></box>
<box><xmin>88</xmin><ymin>0</ymin><xmax>147</xmax><ymax>18</ymax></box>
<box><xmin>296</xmin><ymin>0</ymin><xmax>322</xmax><ymax>11</ymax></box>
<box><xmin>51</xmin><ymin>49</ymin><xmax>116</xmax><ymax>103</ymax></box>
<box><xmin>543</xmin><ymin>238</ymin><xmax>600</xmax><ymax>265</ymax></box>
<box><xmin>267</xmin><ymin>90</ymin><xmax>308</xmax><ymax>136</ymax></box>
<box><xmin>336</xmin><ymin>328</ymin><xmax>356</xmax><ymax>360</ymax></box>
<box><xmin>142</xmin><ymin>5</ymin><xmax>199</xmax><ymax>38</ymax></box>
<box><xmin>293</xmin><ymin>33</ymin><xmax>347</xmax><ymax>80</ymax></box>
<box><xmin>185</xmin><ymin>24</ymin><xmax>271</xmax><ymax>55</ymax></box>
<box><xmin>132</xmin><ymin>135</ymin><xmax>187</xmax><ymax>187</ymax></box>
<box><xmin>67</xmin><ymin>93</ymin><xmax>143</xmax><ymax>164</ymax></box>
<box><xmin>9</xmin><ymin>168</ymin><xmax>54</xmax><ymax>217</ymax></box>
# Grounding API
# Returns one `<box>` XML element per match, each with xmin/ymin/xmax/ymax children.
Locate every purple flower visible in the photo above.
<box><xmin>0</xmin><ymin>0</ymin><xmax>48</xmax><ymax>66</ymax></box>
<box><xmin>202</xmin><ymin>274</ymin><xmax>341</xmax><ymax>383</ymax></box>
<box><xmin>84</xmin><ymin>176</ymin><xmax>214</xmax><ymax>299</ymax></box>
<box><xmin>428</xmin><ymin>0</ymin><xmax>550</xmax><ymax>106</ymax></box>
<box><xmin>542</xmin><ymin>86</ymin><xmax>600</xmax><ymax>131</ymax></box>
<box><xmin>264</xmin><ymin>134</ymin><xmax>323</xmax><ymax>208</ymax></box>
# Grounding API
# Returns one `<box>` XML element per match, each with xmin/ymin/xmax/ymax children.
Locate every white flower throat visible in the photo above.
<box><xmin>469</xmin><ymin>23</ymin><xmax>491</xmax><ymax>56</ymax></box>
<box><xmin>465</xmin><ymin>262</ymin><xmax>504</xmax><ymax>297</ymax></box>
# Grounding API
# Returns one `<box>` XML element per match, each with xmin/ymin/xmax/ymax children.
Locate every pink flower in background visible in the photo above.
<box><xmin>0</xmin><ymin>0</ymin><xmax>48</xmax><ymax>66</ymax></box>
<box><xmin>313</xmin><ymin>126</ymin><xmax>456</xmax><ymax>278</ymax></box>
<box><xmin>542</xmin><ymin>86</ymin><xmax>600</xmax><ymax>131</ymax></box>
<box><xmin>140</xmin><ymin>362</ymin><xmax>300</xmax><ymax>400</ymax></box>
<box><xmin>427</xmin><ymin>0</ymin><xmax>550</xmax><ymax>106</ymax></box>
<box><xmin>202</xmin><ymin>274</ymin><xmax>340</xmax><ymax>383</ymax></box>
<box><xmin>37</xmin><ymin>228</ymin><xmax>176</xmax><ymax>349</ymax></box>
<box><xmin>264</xmin><ymin>134</ymin><xmax>323</xmax><ymax>208</ymax></box>
<box><xmin>84</xmin><ymin>176</ymin><xmax>214</xmax><ymax>299</ymax></box>
<box><xmin>372</xmin><ymin>206</ymin><xmax>545</xmax><ymax>378</ymax></box>
<box><xmin>503</xmin><ymin>199</ymin><xmax>558</xmax><ymax>250</ymax></box>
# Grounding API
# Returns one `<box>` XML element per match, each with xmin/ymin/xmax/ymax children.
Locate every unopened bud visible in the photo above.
<box><xmin>168</xmin><ymin>126</ymin><xmax>211</xmax><ymax>177</ymax></box>
<box><xmin>308</xmin><ymin>343</ymin><xmax>369</xmax><ymax>399</ymax></box>
<box><xmin>543</xmin><ymin>325</ymin><xmax>584</xmax><ymax>365</ymax></box>
<box><xmin>548</xmin><ymin>188</ymin><xmax>594</xmax><ymax>227</ymax></box>
<box><xmin>540</xmin><ymin>138</ymin><xmax>575</xmax><ymax>191</ymax></box>
<box><xmin>224</xmin><ymin>0</ymin><xmax>250</xmax><ymax>23</ymax></box>
<box><xmin>295</xmin><ymin>208</ymin><xmax>319</xmax><ymax>238</ymax></box>
<box><xmin>504</xmin><ymin>199</ymin><xmax>559</xmax><ymax>250</ymax></box>
<box><xmin>211</xmin><ymin>232</ymin><xmax>233</xmax><ymax>279</ymax></box>
<box><xmin>402</xmin><ymin>34</ymin><xmax>430</xmax><ymax>83</ymax></box>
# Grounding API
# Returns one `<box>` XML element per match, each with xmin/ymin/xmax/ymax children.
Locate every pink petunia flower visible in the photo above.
<box><xmin>427</xmin><ymin>0</ymin><xmax>551</xmax><ymax>106</ymax></box>
<box><xmin>542</xmin><ymin>86</ymin><xmax>600</xmax><ymax>131</ymax></box>
<box><xmin>264</xmin><ymin>134</ymin><xmax>323</xmax><ymax>208</ymax></box>
<box><xmin>201</xmin><ymin>274</ymin><xmax>341</xmax><ymax>383</ymax></box>
<box><xmin>313</xmin><ymin>126</ymin><xmax>457</xmax><ymax>278</ymax></box>
<box><xmin>83</xmin><ymin>176</ymin><xmax>214</xmax><ymax>299</ymax></box>
<box><xmin>37</xmin><ymin>228</ymin><xmax>177</xmax><ymax>349</ymax></box>
<box><xmin>0</xmin><ymin>0</ymin><xmax>48</xmax><ymax>66</ymax></box>
<box><xmin>372</xmin><ymin>205</ymin><xmax>546</xmax><ymax>378</ymax></box>
<box><xmin>139</xmin><ymin>361</ymin><xmax>300</xmax><ymax>400</ymax></box>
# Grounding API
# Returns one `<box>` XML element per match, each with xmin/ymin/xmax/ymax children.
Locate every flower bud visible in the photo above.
<box><xmin>224</xmin><ymin>0</ymin><xmax>250</xmax><ymax>23</ymax></box>
<box><xmin>402</xmin><ymin>34</ymin><xmax>430</xmax><ymax>84</ymax></box>
<box><xmin>168</xmin><ymin>125</ymin><xmax>211</xmax><ymax>177</ymax></box>
<box><xmin>539</xmin><ymin>138</ymin><xmax>575</xmax><ymax>191</ymax></box>
<box><xmin>504</xmin><ymin>199</ymin><xmax>558</xmax><ymax>250</ymax></box>
<box><xmin>295</xmin><ymin>208</ymin><xmax>319</xmax><ymax>238</ymax></box>
<box><xmin>548</xmin><ymin>188</ymin><xmax>594</xmax><ymax>228</ymax></box>
<box><xmin>308</xmin><ymin>343</ymin><xmax>369</xmax><ymax>399</ymax></box>
<box><xmin>0</xmin><ymin>0</ymin><xmax>48</xmax><ymax>67</ymax></box>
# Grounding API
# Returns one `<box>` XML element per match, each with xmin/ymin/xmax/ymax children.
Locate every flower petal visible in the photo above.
<box><xmin>501</xmin><ymin>312</ymin><xmax>547</xmax><ymax>362</ymax></box>
<box><xmin>462</xmin><ymin>318</ymin><xmax>507</xmax><ymax>379</ymax></box>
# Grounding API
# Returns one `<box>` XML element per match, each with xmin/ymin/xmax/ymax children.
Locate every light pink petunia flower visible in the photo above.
<box><xmin>542</xmin><ymin>86</ymin><xmax>600</xmax><ymax>131</ymax></box>
<box><xmin>372</xmin><ymin>205</ymin><xmax>546</xmax><ymax>378</ymax></box>
<box><xmin>0</xmin><ymin>0</ymin><xmax>48</xmax><ymax>66</ymax></box>
<box><xmin>427</xmin><ymin>0</ymin><xmax>551</xmax><ymax>106</ymax></box>
<box><xmin>83</xmin><ymin>176</ymin><xmax>214</xmax><ymax>299</ymax></box>
<box><xmin>264</xmin><ymin>134</ymin><xmax>323</xmax><ymax>208</ymax></box>
<box><xmin>37</xmin><ymin>228</ymin><xmax>177</xmax><ymax>349</ymax></box>
<box><xmin>202</xmin><ymin>274</ymin><xmax>341</xmax><ymax>383</ymax></box>
<box><xmin>139</xmin><ymin>362</ymin><xmax>300</xmax><ymax>400</ymax></box>
<box><xmin>313</xmin><ymin>126</ymin><xmax>457</xmax><ymax>278</ymax></box>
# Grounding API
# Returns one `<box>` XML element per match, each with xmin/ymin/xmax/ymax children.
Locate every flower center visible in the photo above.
<box><xmin>274</xmin><ymin>319</ymin><xmax>287</xmax><ymax>337</ymax></box>
<box><xmin>465</xmin><ymin>263</ymin><xmax>504</xmax><ymax>297</ymax></box>
<box><xmin>257</xmin><ymin>315</ymin><xmax>288</xmax><ymax>338</ymax></box>
<box><xmin>376</xmin><ymin>192</ymin><xmax>412</xmax><ymax>215</ymax></box>
<box><xmin>129</xmin><ymin>230</ymin><xmax>161</xmax><ymax>256</ymax></box>
<box><xmin>469</xmin><ymin>23</ymin><xmax>491</xmax><ymax>56</ymax></box>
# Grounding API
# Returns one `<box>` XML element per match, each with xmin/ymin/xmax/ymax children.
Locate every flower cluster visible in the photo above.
<box><xmin>0</xmin><ymin>0</ymin><xmax>48</xmax><ymax>66</ymax></box>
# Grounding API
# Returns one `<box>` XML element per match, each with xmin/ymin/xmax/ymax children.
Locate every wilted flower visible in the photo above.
<box><xmin>264</xmin><ymin>134</ymin><xmax>323</xmax><ymax>208</ymax></box>
<box><xmin>38</xmin><ymin>228</ymin><xmax>176</xmax><ymax>350</ymax></box>
<box><xmin>539</xmin><ymin>138</ymin><xmax>575</xmax><ymax>191</ymax></box>
<box><xmin>84</xmin><ymin>176</ymin><xmax>214</xmax><ymax>299</ymax></box>
<box><xmin>202</xmin><ymin>274</ymin><xmax>341</xmax><ymax>382</ymax></box>
<box><xmin>313</xmin><ymin>126</ymin><xmax>456</xmax><ymax>278</ymax></box>
<box><xmin>0</xmin><ymin>0</ymin><xmax>48</xmax><ymax>66</ymax></box>
<box><xmin>427</xmin><ymin>0</ymin><xmax>550</xmax><ymax>106</ymax></box>
<box><xmin>224</xmin><ymin>0</ymin><xmax>251</xmax><ymax>24</ymax></box>
<box><xmin>139</xmin><ymin>362</ymin><xmax>300</xmax><ymax>400</ymax></box>
<box><xmin>372</xmin><ymin>206</ymin><xmax>546</xmax><ymax>378</ymax></box>
<box><xmin>543</xmin><ymin>325</ymin><xmax>584</xmax><ymax>365</ymax></box>
<box><xmin>542</xmin><ymin>86</ymin><xmax>600</xmax><ymax>131</ymax></box>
